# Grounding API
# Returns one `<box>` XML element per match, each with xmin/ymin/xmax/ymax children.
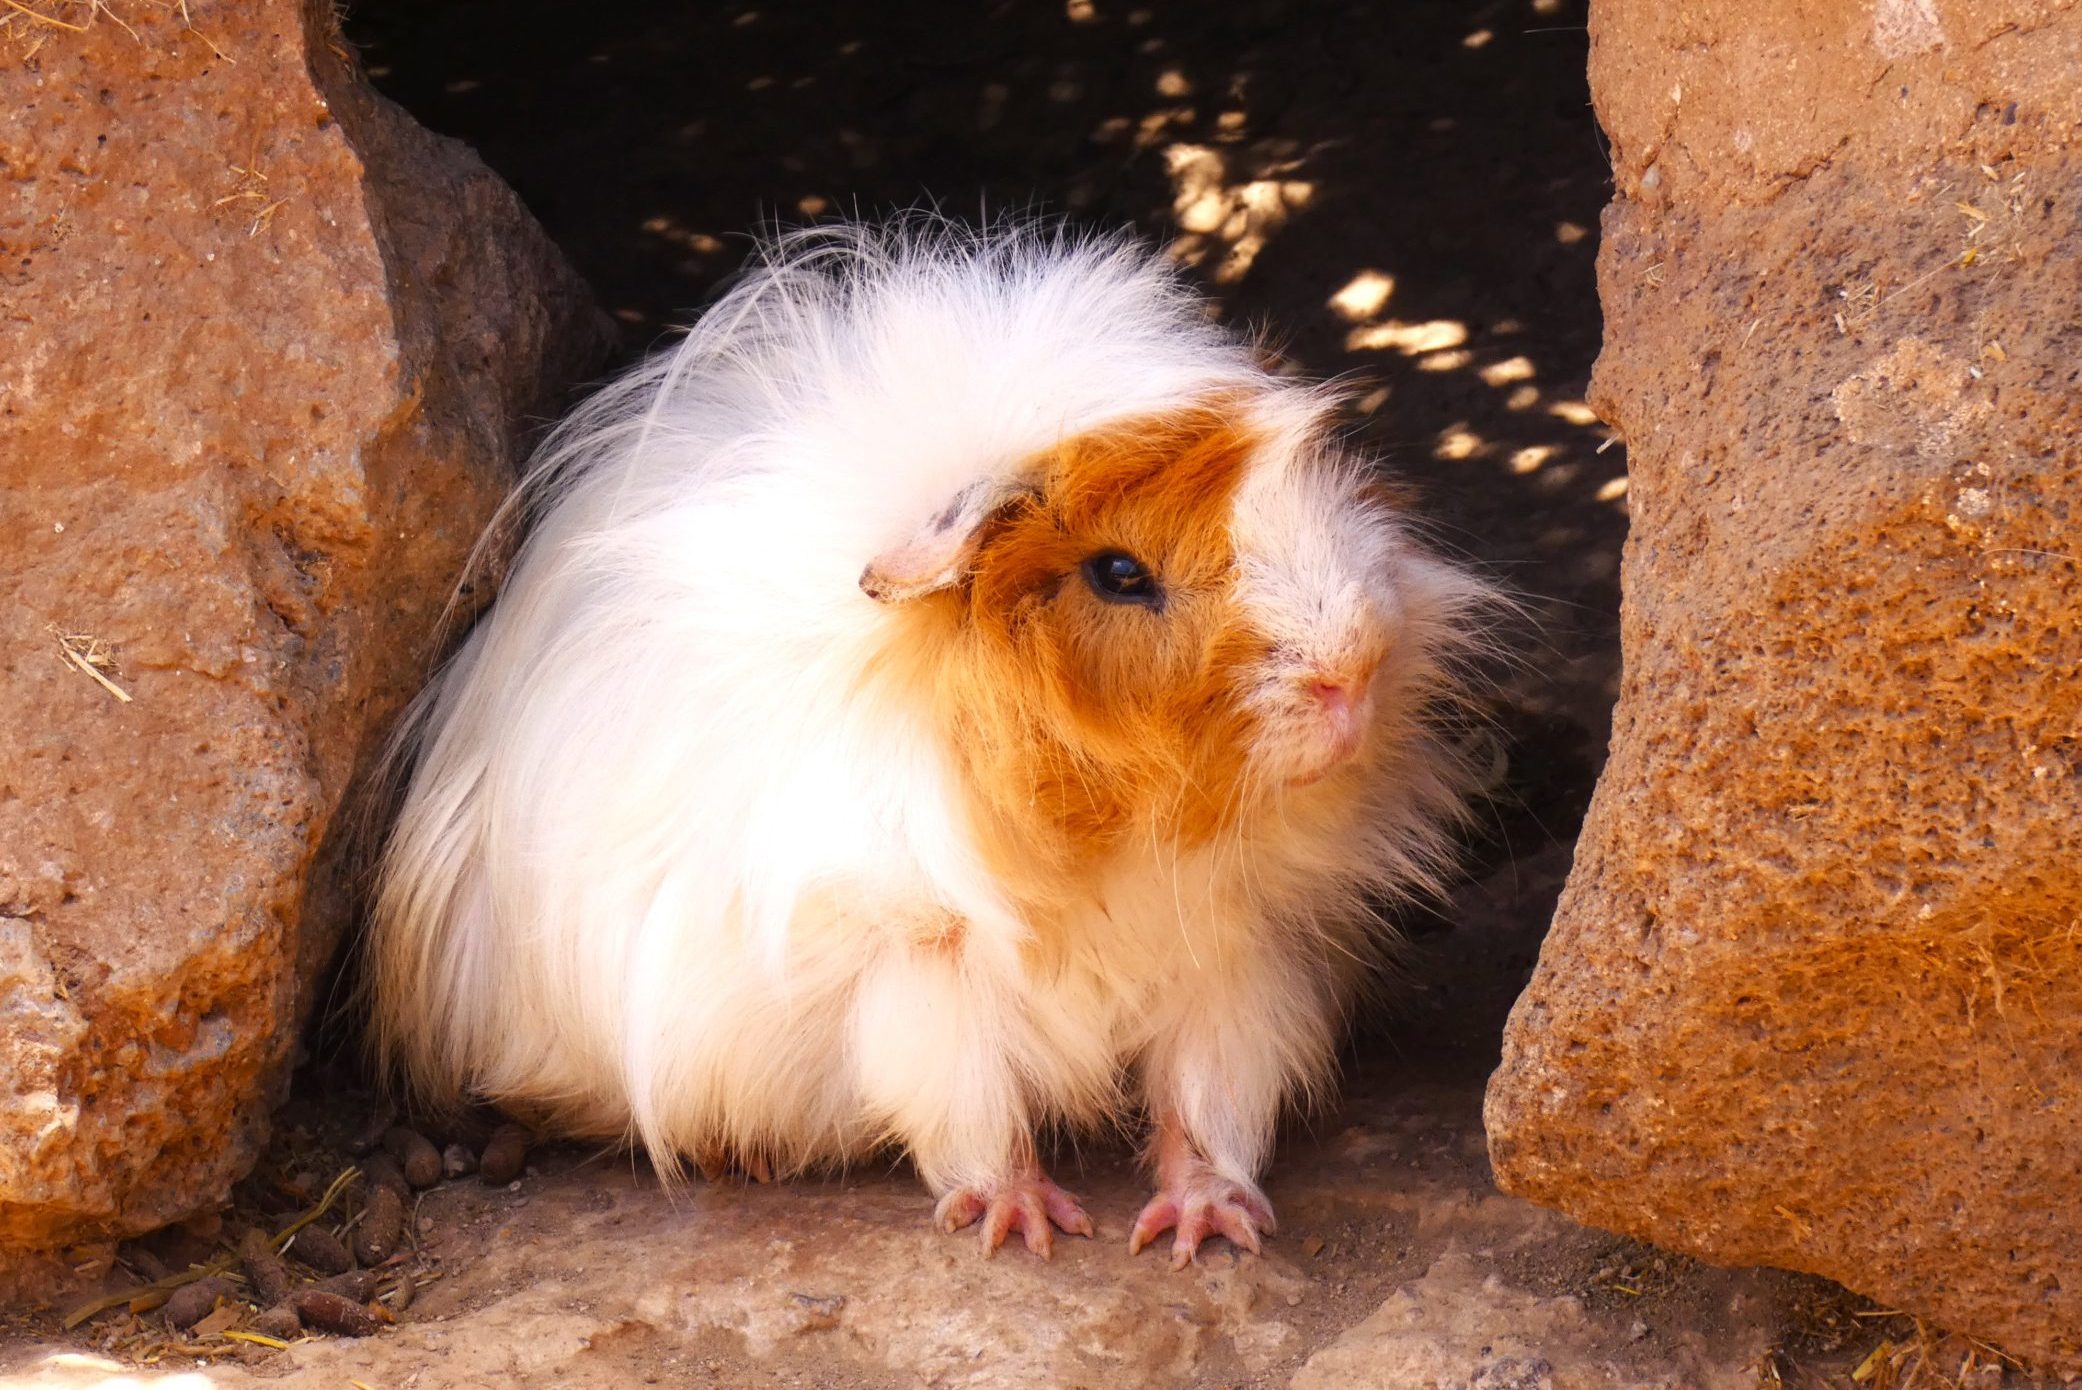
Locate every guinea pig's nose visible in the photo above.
<box><xmin>1305</xmin><ymin>668</ymin><xmax>1373</xmax><ymax>719</ymax></box>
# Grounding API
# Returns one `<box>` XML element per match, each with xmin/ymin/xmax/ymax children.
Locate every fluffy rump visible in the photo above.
<box><xmin>370</xmin><ymin>219</ymin><xmax>1498</xmax><ymax>1200</ymax></box>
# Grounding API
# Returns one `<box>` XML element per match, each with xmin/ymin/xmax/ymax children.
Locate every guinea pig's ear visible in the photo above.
<box><xmin>859</xmin><ymin>477</ymin><xmax>1033</xmax><ymax>603</ymax></box>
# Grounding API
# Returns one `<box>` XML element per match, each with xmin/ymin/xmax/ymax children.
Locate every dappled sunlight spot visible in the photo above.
<box><xmin>1343</xmin><ymin>318</ymin><xmax>1468</xmax><ymax>355</ymax></box>
<box><xmin>1596</xmin><ymin>476</ymin><xmax>1630</xmax><ymax>502</ymax></box>
<box><xmin>1436</xmin><ymin>427</ymin><xmax>1487</xmax><ymax>461</ymax></box>
<box><xmin>639</xmin><ymin>215</ymin><xmax>726</xmax><ymax>256</ymax></box>
<box><xmin>1511</xmin><ymin>444</ymin><xmax>1557</xmax><ymax>474</ymax></box>
<box><xmin>1555</xmin><ymin>220</ymin><xmax>1591</xmax><ymax>245</ymax></box>
<box><xmin>16</xmin><ymin>1353</ymin><xmax>214</xmax><ymax>1389</ymax></box>
<box><xmin>1327</xmin><ymin>269</ymin><xmax>1396</xmax><ymax>322</ymax></box>
<box><xmin>1155</xmin><ymin>68</ymin><xmax>1193</xmax><ymax>98</ymax></box>
<box><xmin>1354</xmin><ymin>385</ymin><xmax>1392</xmax><ymax>414</ymax></box>
<box><xmin>1479</xmin><ymin>355</ymin><xmax>1536</xmax><ymax>386</ymax></box>
<box><xmin>1065</xmin><ymin>0</ymin><xmax>1096</xmax><ymax>20</ymax></box>
<box><xmin>1130</xmin><ymin>105</ymin><xmax>1196</xmax><ymax>150</ymax></box>
<box><xmin>796</xmin><ymin>194</ymin><xmax>830</xmax><ymax>216</ymax></box>
<box><xmin>1506</xmin><ymin>384</ymin><xmax>1541</xmax><ymax>411</ymax></box>
<box><xmin>1549</xmin><ymin>399</ymin><xmax>1601</xmax><ymax>426</ymax></box>
<box><xmin>1463</xmin><ymin>28</ymin><xmax>1494</xmax><ymax>49</ymax></box>
<box><xmin>1163</xmin><ymin>143</ymin><xmax>1314</xmax><ymax>285</ymax></box>
<box><xmin>1415</xmin><ymin>348</ymin><xmax>1474</xmax><ymax>372</ymax></box>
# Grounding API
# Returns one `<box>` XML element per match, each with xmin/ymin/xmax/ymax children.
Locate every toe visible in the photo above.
<box><xmin>935</xmin><ymin>1189</ymin><xmax>987</xmax><ymax>1234</ymax></box>
<box><xmin>1212</xmin><ymin>1201</ymin><xmax>1262</xmax><ymax>1256</ymax></box>
<box><xmin>1169</xmin><ymin>1206</ymin><xmax>1217</xmax><ymax>1269</ymax></box>
<box><xmin>1168</xmin><ymin>1227</ymin><xmax>1201</xmax><ymax>1270</ymax></box>
<box><xmin>980</xmin><ymin>1196</ymin><xmax>1019</xmax><ymax>1255</ymax></box>
<box><xmin>1043</xmin><ymin>1188</ymin><xmax>1094</xmax><ymax>1239</ymax></box>
<box><xmin>1019</xmin><ymin>1195</ymin><xmax>1055</xmax><ymax>1259</ymax></box>
<box><xmin>1129</xmin><ymin>1196</ymin><xmax>1179</xmax><ymax>1257</ymax></box>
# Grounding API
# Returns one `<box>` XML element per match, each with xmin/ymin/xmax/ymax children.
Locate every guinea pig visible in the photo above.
<box><xmin>370</xmin><ymin>219</ymin><xmax>1497</xmax><ymax>1265</ymax></box>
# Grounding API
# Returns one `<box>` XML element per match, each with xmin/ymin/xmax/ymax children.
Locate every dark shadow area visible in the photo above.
<box><xmin>337</xmin><ymin>0</ymin><xmax>1621</xmax><ymax>1075</ymax></box>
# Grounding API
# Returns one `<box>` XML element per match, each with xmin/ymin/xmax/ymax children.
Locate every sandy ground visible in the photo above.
<box><xmin>0</xmin><ymin>0</ymin><xmax>1986</xmax><ymax>1385</ymax></box>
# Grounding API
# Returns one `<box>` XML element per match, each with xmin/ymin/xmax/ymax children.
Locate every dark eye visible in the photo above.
<box><xmin>1080</xmin><ymin>550</ymin><xmax>1162</xmax><ymax>608</ymax></box>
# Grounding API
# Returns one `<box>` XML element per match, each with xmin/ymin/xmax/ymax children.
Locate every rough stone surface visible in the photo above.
<box><xmin>1486</xmin><ymin>0</ymin><xmax>2082</xmax><ymax>1372</ymax></box>
<box><xmin>6</xmin><ymin>1048</ymin><xmax>1807</xmax><ymax>1388</ymax></box>
<box><xmin>0</xmin><ymin>0</ymin><xmax>606</xmax><ymax>1265</ymax></box>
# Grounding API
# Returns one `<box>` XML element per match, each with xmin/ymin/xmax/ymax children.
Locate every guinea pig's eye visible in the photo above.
<box><xmin>1080</xmin><ymin>550</ymin><xmax>1162</xmax><ymax>608</ymax></box>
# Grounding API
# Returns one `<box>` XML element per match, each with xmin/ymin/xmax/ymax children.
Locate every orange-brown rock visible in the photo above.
<box><xmin>1485</xmin><ymin>0</ymin><xmax>2082</xmax><ymax>1371</ymax></box>
<box><xmin>0</xmin><ymin>1</ymin><xmax>606</xmax><ymax>1265</ymax></box>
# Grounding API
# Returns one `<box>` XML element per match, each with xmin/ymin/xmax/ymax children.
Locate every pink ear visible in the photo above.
<box><xmin>859</xmin><ymin>477</ymin><xmax>1029</xmax><ymax>603</ymax></box>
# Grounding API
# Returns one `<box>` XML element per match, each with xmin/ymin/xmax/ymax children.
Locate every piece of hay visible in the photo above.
<box><xmin>50</xmin><ymin>625</ymin><xmax>132</xmax><ymax>703</ymax></box>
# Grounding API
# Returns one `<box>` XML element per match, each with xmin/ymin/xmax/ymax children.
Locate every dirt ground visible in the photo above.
<box><xmin>1</xmin><ymin>0</ymin><xmax>2014</xmax><ymax>1385</ymax></box>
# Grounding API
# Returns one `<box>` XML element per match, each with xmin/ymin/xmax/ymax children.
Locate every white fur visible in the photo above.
<box><xmin>372</xmin><ymin>221</ymin><xmax>1491</xmax><ymax>1209</ymax></box>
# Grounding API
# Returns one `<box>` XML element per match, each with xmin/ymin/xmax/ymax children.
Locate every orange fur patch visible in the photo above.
<box><xmin>926</xmin><ymin>399</ymin><xmax>1271</xmax><ymax>912</ymax></box>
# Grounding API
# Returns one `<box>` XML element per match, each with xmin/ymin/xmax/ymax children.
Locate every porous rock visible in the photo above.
<box><xmin>0</xmin><ymin>0</ymin><xmax>608</xmax><ymax>1270</ymax></box>
<box><xmin>1486</xmin><ymin>0</ymin><xmax>2082</xmax><ymax>1371</ymax></box>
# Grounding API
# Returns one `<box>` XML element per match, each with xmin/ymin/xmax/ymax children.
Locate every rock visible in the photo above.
<box><xmin>1485</xmin><ymin>0</ymin><xmax>2082</xmax><ymax>1373</ymax></box>
<box><xmin>782</xmin><ymin>1291</ymin><xmax>845</xmax><ymax>1335</ymax></box>
<box><xmin>0</xmin><ymin>0</ymin><xmax>609</xmax><ymax>1272</ymax></box>
<box><xmin>1290</xmin><ymin>1251</ymin><xmax>1734</xmax><ymax>1390</ymax></box>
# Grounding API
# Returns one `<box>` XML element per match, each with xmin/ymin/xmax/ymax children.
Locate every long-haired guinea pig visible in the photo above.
<box><xmin>371</xmin><ymin>219</ymin><xmax>1497</xmax><ymax>1265</ymax></box>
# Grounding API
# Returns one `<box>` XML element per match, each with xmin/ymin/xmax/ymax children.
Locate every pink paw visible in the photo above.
<box><xmin>1129</xmin><ymin>1172</ymin><xmax>1275</xmax><ymax>1269</ymax></box>
<box><xmin>934</xmin><ymin>1170</ymin><xmax>1094</xmax><ymax>1259</ymax></box>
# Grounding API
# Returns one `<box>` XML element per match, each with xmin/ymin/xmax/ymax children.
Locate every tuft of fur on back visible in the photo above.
<box><xmin>370</xmin><ymin>218</ymin><xmax>1502</xmax><ymax>1196</ymax></box>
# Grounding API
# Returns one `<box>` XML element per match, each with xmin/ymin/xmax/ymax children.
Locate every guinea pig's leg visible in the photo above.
<box><xmin>1127</xmin><ymin>1112</ymin><xmax>1276</xmax><ymax>1269</ymax></box>
<box><xmin>850</xmin><ymin>941</ymin><xmax>1093</xmax><ymax>1258</ymax></box>
<box><xmin>1132</xmin><ymin>963</ymin><xmax>1329</xmax><ymax>1266</ymax></box>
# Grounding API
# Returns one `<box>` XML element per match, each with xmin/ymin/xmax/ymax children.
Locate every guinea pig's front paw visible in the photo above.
<box><xmin>1129</xmin><ymin>1168</ymin><xmax>1275</xmax><ymax>1270</ymax></box>
<box><xmin>933</xmin><ymin>1167</ymin><xmax>1094</xmax><ymax>1259</ymax></box>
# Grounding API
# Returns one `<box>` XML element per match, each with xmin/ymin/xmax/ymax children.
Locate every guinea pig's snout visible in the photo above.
<box><xmin>1290</xmin><ymin>656</ymin><xmax>1381</xmax><ymax>779</ymax></box>
<box><xmin>1304</xmin><ymin>671</ymin><xmax>1370</xmax><ymax>725</ymax></box>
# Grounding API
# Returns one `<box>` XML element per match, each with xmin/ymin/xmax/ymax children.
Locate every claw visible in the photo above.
<box><xmin>933</xmin><ymin>1167</ymin><xmax>1093</xmax><ymax>1259</ymax></box>
<box><xmin>1127</xmin><ymin>1195</ymin><xmax>1178</xmax><ymax>1258</ymax></box>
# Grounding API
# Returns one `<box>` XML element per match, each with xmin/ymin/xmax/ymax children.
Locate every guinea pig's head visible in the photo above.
<box><xmin>862</xmin><ymin>392</ymin><xmax>1479</xmax><ymax>853</ymax></box>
